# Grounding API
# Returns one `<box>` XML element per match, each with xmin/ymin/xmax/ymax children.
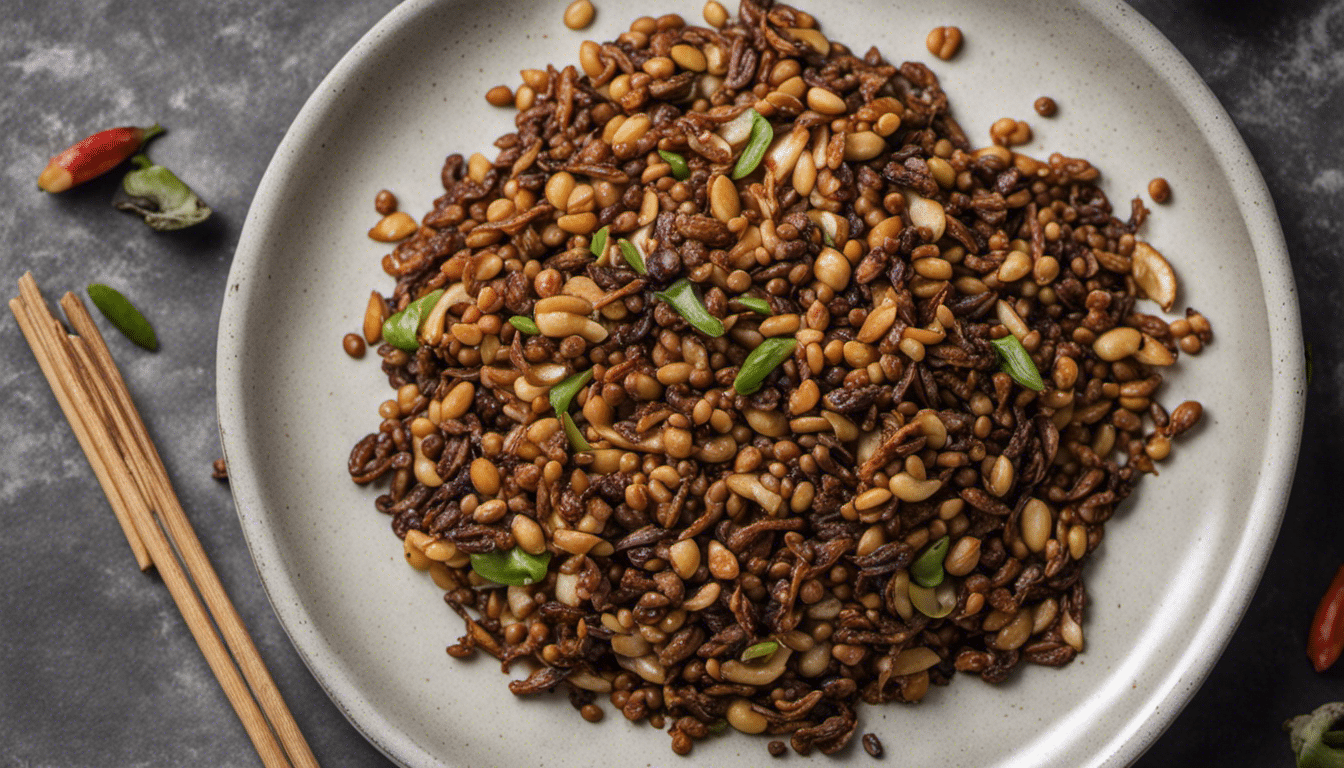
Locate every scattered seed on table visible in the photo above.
<box><xmin>862</xmin><ymin>733</ymin><xmax>884</xmax><ymax>757</ymax></box>
<box><xmin>343</xmin><ymin>333</ymin><xmax>366</xmax><ymax>359</ymax></box>
<box><xmin>1034</xmin><ymin>96</ymin><xmax>1058</xmax><ymax>117</ymax></box>
<box><xmin>564</xmin><ymin>0</ymin><xmax>595</xmax><ymax>29</ymax></box>
<box><xmin>926</xmin><ymin>25</ymin><xmax>963</xmax><ymax>60</ymax></box>
<box><xmin>485</xmin><ymin>85</ymin><xmax>514</xmax><ymax>107</ymax></box>
<box><xmin>1149</xmin><ymin>177</ymin><xmax>1172</xmax><ymax>203</ymax></box>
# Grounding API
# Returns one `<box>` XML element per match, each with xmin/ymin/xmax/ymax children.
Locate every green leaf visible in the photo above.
<box><xmin>86</xmin><ymin>284</ymin><xmax>157</xmax><ymax>351</ymax></box>
<box><xmin>508</xmin><ymin>315</ymin><xmax>540</xmax><ymax>335</ymax></box>
<box><xmin>990</xmin><ymin>334</ymin><xmax>1045</xmax><ymax>392</ymax></box>
<box><xmin>910</xmin><ymin>535</ymin><xmax>950</xmax><ymax>588</ymax></box>
<box><xmin>658</xmin><ymin>149</ymin><xmax>690</xmax><ymax>180</ymax></box>
<box><xmin>561</xmin><ymin>412</ymin><xmax>591</xmax><ymax>452</ymax></box>
<box><xmin>618</xmin><ymin>239</ymin><xmax>647</xmax><ymax>275</ymax></box>
<box><xmin>731</xmin><ymin>110</ymin><xmax>773</xmax><ymax>180</ymax></box>
<box><xmin>469</xmin><ymin>548</ymin><xmax>552</xmax><ymax>586</ymax></box>
<box><xmin>653</xmin><ymin>279</ymin><xmax>724</xmax><ymax>338</ymax></box>
<box><xmin>590</xmin><ymin>226</ymin><xmax>609</xmax><ymax>258</ymax></box>
<box><xmin>549</xmin><ymin>368</ymin><xmax>594</xmax><ymax>415</ymax></box>
<box><xmin>740</xmin><ymin>640</ymin><xmax>779</xmax><ymax>662</ymax></box>
<box><xmin>733</xmin><ymin>338</ymin><xmax>797</xmax><ymax>395</ymax></box>
<box><xmin>382</xmin><ymin>289</ymin><xmax>444</xmax><ymax>351</ymax></box>
<box><xmin>736</xmin><ymin>295</ymin><xmax>772</xmax><ymax>315</ymax></box>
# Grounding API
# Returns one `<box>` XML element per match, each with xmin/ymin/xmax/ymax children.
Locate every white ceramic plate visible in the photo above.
<box><xmin>217</xmin><ymin>1</ymin><xmax>1304</xmax><ymax>765</ymax></box>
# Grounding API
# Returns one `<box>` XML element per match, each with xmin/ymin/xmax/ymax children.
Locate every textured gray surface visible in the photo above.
<box><xmin>0</xmin><ymin>1</ymin><xmax>1337</xmax><ymax>767</ymax></box>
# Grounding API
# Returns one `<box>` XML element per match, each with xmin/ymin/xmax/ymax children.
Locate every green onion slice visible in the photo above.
<box><xmin>658</xmin><ymin>149</ymin><xmax>690</xmax><ymax>180</ymax></box>
<box><xmin>549</xmin><ymin>368</ymin><xmax>594</xmax><ymax>415</ymax></box>
<box><xmin>508</xmin><ymin>316</ymin><xmax>540</xmax><ymax>335</ymax></box>
<box><xmin>910</xmin><ymin>535</ymin><xmax>950</xmax><ymax>588</ymax></box>
<box><xmin>736</xmin><ymin>295</ymin><xmax>772</xmax><ymax>315</ymax></box>
<box><xmin>381</xmin><ymin>289</ymin><xmax>444</xmax><ymax>351</ymax></box>
<box><xmin>990</xmin><ymin>334</ymin><xmax>1045</xmax><ymax>392</ymax></box>
<box><xmin>618</xmin><ymin>238</ymin><xmax>647</xmax><ymax>275</ymax></box>
<box><xmin>741</xmin><ymin>640</ymin><xmax>779</xmax><ymax>662</ymax></box>
<box><xmin>590</xmin><ymin>225</ymin><xmax>609</xmax><ymax>257</ymax></box>
<box><xmin>733</xmin><ymin>337</ymin><xmax>797</xmax><ymax>395</ymax></box>
<box><xmin>653</xmin><ymin>279</ymin><xmax>724</xmax><ymax>338</ymax></box>
<box><xmin>469</xmin><ymin>548</ymin><xmax>552</xmax><ymax>586</ymax></box>
<box><xmin>86</xmin><ymin>284</ymin><xmax>157</xmax><ymax>351</ymax></box>
<box><xmin>731</xmin><ymin>109</ymin><xmax>773</xmax><ymax>180</ymax></box>
<box><xmin>561</xmin><ymin>412</ymin><xmax>591</xmax><ymax>452</ymax></box>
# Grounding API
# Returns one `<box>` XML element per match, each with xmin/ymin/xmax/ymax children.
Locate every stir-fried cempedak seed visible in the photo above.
<box><xmin>349</xmin><ymin>0</ymin><xmax>1211</xmax><ymax>757</ymax></box>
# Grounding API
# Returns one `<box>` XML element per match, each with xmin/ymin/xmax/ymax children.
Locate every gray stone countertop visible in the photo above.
<box><xmin>1</xmin><ymin>1</ymin><xmax>1340</xmax><ymax>766</ymax></box>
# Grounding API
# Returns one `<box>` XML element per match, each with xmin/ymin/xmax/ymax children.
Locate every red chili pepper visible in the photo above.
<box><xmin>1308</xmin><ymin>565</ymin><xmax>1344</xmax><ymax>672</ymax></box>
<box><xmin>37</xmin><ymin>124</ymin><xmax>163</xmax><ymax>193</ymax></box>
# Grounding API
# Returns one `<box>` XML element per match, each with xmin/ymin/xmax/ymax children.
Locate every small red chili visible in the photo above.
<box><xmin>37</xmin><ymin>123</ymin><xmax>163</xmax><ymax>193</ymax></box>
<box><xmin>1308</xmin><ymin>565</ymin><xmax>1344</xmax><ymax>672</ymax></box>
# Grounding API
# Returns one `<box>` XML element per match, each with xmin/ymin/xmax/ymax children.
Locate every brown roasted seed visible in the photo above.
<box><xmin>926</xmin><ymin>25</ymin><xmax>963</xmax><ymax>60</ymax></box>
<box><xmin>1148</xmin><ymin>177</ymin><xmax>1172</xmax><ymax>203</ymax></box>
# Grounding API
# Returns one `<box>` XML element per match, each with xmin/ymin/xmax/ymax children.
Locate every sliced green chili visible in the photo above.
<box><xmin>561</xmin><ymin>412</ymin><xmax>591</xmax><ymax>452</ymax></box>
<box><xmin>382</xmin><ymin>289</ymin><xmax>444</xmax><ymax>351</ymax></box>
<box><xmin>658</xmin><ymin>149</ymin><xmax>690</xmax><ymax>180</ymax></box>
<box><xmin>87</xmin><ymin>284</ymin><xmax>157</xmax><ymax>351</ymax></box>
<box><xmin>549</xmin><ymin>368</ymin><xmax>594</xmax><ymax>415</ymax></box>
<box><xmin>469</xmin><ymin>548</ymin><xmax>552</xmax><ymax>586</ymax></box>
<box><xmin>618</xmin><ymin>238</ymin><xmax>647</xmax><ymax>275</ymax></box>
<box><xmin>741</xmin><ymin>640</ymin><xmax>779</xmax><ymax>662</ymax></box>
<box><xmin>733</xmin><ymin>337</ymin><xmax>797</xmax><ymax>395</ymax></box>
<box><xmin>508</xmin><ymin>315</ymin><xmax>539</xmax><ymax>335</ymax></box>
<box><xmin>653</xmin><ymin>279</ymin><xmax>724</xmax><ymax>338</ymax></box>
<box><xmin>910</xmin><ymin>535</ymin><xmax>950</xmax><ymax>588</ymax></box>
<box><xmin>590</xmin><ymin>225</ymin><xmax>609</xmax><ymax>257</ymax></box>
<box><xmin>736</xmin><ymin>295</ymin><xmax>772</xmax><ymax>315</ymax></box>
<box><xmin>990</xmin><ymin>334</ymin><xmax>1045</xmax><ymax>392</ymax></box>
<box><xmin>731</xmin><ymin>109</ymin><xmax>773</xmax><ymax>180</ymax></box>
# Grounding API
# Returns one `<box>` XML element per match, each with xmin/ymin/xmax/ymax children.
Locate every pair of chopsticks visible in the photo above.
<box><xmin>10</xmin><ymin>272</ymin><xmax>318</xmax><ymax>768</ymax></box>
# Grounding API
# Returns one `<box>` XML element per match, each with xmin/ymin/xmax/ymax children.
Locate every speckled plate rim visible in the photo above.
<box><xmin>216</xmin><ymin>1</ymin><xmax>1304</xmax><ymax>766</ymax></box>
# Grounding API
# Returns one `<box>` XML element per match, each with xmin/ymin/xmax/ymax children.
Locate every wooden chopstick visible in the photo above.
<box><xmin>6</xmin><ymin>298</ymin><xmax>152</xmax><ymax>570</ymax></box>
<box><xmin>10</xmin><ymin>273</ymin><xmax>317</xmax><ymax>768</ymax></box>
<box><xmin>58</xmin><ymin>291</ymin><xmax>319</xmax><ymax>768</ymax></box>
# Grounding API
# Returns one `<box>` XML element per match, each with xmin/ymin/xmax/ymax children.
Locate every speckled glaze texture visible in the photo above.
<box><xmin>2</xmin><ymin>0</ymin><xmax>1333</xmax><ymax>767</ymax></box>
<box><xmin>215</xmin><ymin>1</ymin><xmax>1301</xmax><ymax>766</ymax></box>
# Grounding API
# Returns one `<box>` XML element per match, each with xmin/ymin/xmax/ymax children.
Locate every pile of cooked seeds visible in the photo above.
<box><xmin>347</xmin><ymin>0</ymin><xmax>1210</xmax><ymax>756</ymax></box>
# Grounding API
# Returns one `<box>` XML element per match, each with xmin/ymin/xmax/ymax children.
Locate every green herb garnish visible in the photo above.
<box><xmin>381</xmin><ymin>289</ymin><xmax>444</xmax><ymax>351</ymax></box>
<box><xmin>990</xmin><ymin>334</ymin><xmax>1045</xmax><ymax>392</ymax></box>
<box><xmin>658</xmin><ymin>149</ymin><xmax>690</xmax><ymax>180</ymax></box>
<box><xmin>508</xmin><ymin>316</ymin><xmax>540</xmax><ymax>335</ymax></box>
<box><xmin>741</xmin><ymin>640</ymin><xmax>779</xmax><ymax>662</ymax></box>
<box><xmin>733</xmin><ymin>337</ymin><xmax>797</xmax><ymax>395</ymax></box>
<box><xmin>910</xmin><ymin>535</ymin><xmax>950</xmax><ymax>588</ymax></box>
<box><xmin>653</xmin><ymin>279</ymin><xmax>724</xmax><ymax>338</ymax></box>
<box><xmin>590</xmin><ymin>225</ymin><xmax>609</xmax><ymax>258</ymax></box>
<box><xmin>618</xmin><ymin>238</ymin><xmax>647</xmax><ymax>275</ymax></box>
<box><xmin>469</xmin><ymin>548</ymin><xmax>552</xmax><ymax>586</ymax></box>
<box><xmin>731</xmin><ymin>110</ymin><xmax>772</xmax><ymax>179</ymax></box>
<box><xmin>736</xmin><ymin>295</ymin><xmax>772</xmax><ymax>315</ymax></box>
